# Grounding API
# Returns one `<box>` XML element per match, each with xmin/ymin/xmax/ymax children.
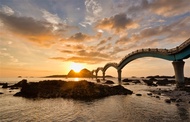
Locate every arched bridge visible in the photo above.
<box><xmin>93</xmin><ymin>38</ymin><xmax>190</xmax><ymax>87</ymax></box>
<box><xmin>118</xmin><ymin>38</ymin><xmax>190</xmax><ymax>70</ymax></box>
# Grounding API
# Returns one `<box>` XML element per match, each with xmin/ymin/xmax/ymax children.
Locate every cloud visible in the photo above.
<box><xmin>85</xmin><ymin>0</ymin><xmax>103</xmax><ymax>24</ymax></box>
<box><xmin>62</xmin><ymin>32</ymin><xmax>92</xmax><ymax>42</ymax></box>
<box><xmin>96</xmin><ymin>13</ymin><xmax>139</xmax><ymax>33</ymax></box>
<box><xmin>0</xmin><ymin>5</ymin><xmax>14</xmax><ymax>15</ymax></box>
<box><xmin>0</xmin><ymin>10</ymin><xmax>77</xmax><ymax>47</ymax></box>
<box><xmin>128</xmin><ymin>0</ymin><xmax>190</xmax><ymax>17</ymax></box>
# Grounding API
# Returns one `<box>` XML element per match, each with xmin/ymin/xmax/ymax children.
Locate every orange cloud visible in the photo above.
<box><xmin>0</xmin><ymin>11</ymin><xmax>76</xmax><ymax>47</ymax></box>
<box><xmin>96</xmin><ymin>13</ymin><xmax>139</xmax><ymax>33</ymax></box>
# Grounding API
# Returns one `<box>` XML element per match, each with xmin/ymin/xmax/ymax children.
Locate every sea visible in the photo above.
<box><xmin>0</xmin><ymin>77</ymin><xmax>190</xmax><ymax>122</ymax></box>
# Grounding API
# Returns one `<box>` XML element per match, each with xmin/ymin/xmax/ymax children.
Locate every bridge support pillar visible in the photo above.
<box><xmin>103</xmin><ymin>72</ymin><xmax>105</xmax><ymax>80</ymax></box>
<box><xmin>172</xmin><ymin>60</ymin><xmax>185</xmax><ymax>88</ymax></box>
<box><xmin>118</xmin><ymin>69</ymin><xmax>122</xmax><ymax>85</ymax></box>
<box><xmin>95</xmin><ymin>72</ymin><xmax>98</xmax><ymax>80</ymax></box>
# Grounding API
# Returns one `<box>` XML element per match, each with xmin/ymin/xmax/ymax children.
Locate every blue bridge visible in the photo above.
<box><xmin>92</xmin><ymin>38</ymin><xmax>190</xmax><ymax>88</ymax></box>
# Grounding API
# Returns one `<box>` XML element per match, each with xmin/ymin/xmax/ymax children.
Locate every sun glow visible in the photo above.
<box><xmin>70</xmin><ymin>62</ymin><xmax>84</xmax><ymax>72</ymax></box>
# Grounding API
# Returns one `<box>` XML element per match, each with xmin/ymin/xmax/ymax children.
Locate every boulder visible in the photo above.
<box><xmin>2</xmin><ymin>83</ymin><xmax>8</xmax><ymax>88</ymax></box>
<box><xmin>165</xmin><ymin>99</ymin><xmax>171</xmax><ymax>103</ymax></box>
<box><xmin>104</xmin><ymin>80</ymin><xmax>114</xmax><ymax>84</ymax></box>
<box><xmin>136</xmin><ymin>94</ymin><xmax>142</xmax><ymax>96</ymax></box>
<box><xmin>122</xmin><ymin>78</ymin><xmax>132</xmax><ymax>82</ymax></box>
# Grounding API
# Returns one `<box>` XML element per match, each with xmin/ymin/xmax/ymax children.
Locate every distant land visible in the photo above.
<box><xmin>43</xmin><ymin>68</ymin><xmax>114</xmax><ymax>78</ymax></box>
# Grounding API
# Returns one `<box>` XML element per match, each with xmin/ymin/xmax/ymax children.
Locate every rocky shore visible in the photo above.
<box><xmin>14</xmin><ymin>80</ymin><xmax>133</xmax><ymax>100</ymax></box>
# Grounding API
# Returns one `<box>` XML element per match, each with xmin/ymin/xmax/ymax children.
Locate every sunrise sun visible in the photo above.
<box><xmin>70</xmin><ymin>62</ymin><xmax>84</xmax><ymax>72</ymax></box>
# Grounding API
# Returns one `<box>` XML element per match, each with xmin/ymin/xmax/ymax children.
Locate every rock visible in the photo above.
<box><xmin>136</xmin><ymin>94</ymin><xmax>142</xmax><ymax>96</ymax></box>
<box><xmin>158</xmin><ymin>93</ymin><xmax>161</xmax><ymax>95</ymax></box>
<box><xmin>155</xmin><ymin>96</ymin><xmax>160</xmax><ymax>98</ymax></box>
<box><xmin>0</xmin><ymin>92</ymin><xmax>3</xmax><ymax>94</ymax></box>
<box><xmin>12</xmin><ymin>79</ymin><xmax>27</xmax><ymax>87</ymax></box>
<box><xmin>122</xmin><ymin>78</ymin><xmax>132</xmax><ymax>82</ymax></box>
<box><xmin>189</xmin><ymin>101</ymin><xmax>190</xmax><ymax>104</ymax></box>
<box><xmin>176</xmin><ymin>99</ymin><xmax>182</xmax><ymax>102</ymax></box>
<box><xmin>147</xmin><ymin>93</ymin><xmax>152</xmax><ymax>96</ymax></box>
<box><xmin>143</xmin><ymin>80</ymin><xmax>153</xmax><ymax>86</ymax></box>
<box><xmin>104</xmin><ymin>80</ymin><xmax>114</xmax><ymax>84</ymax></box>
<box><xmin>176</xmin><ymin>104</ymin><xmax>180</xmax><ymax>106</ymax></box>
<box><xmin>132</xmin><ymin>80</ymin><xmax>140</xmax><ymax>84</ymax></box>
<box><xmin>165</xmin><ymin>99</ymin><xmax>171</xmax><ymax>103</ymax></box>
<box><xmin>2</xmin><ymin>83</ymin><xmax>8</xmax><ymax>88</ymax></box>
<box><xmin>170</xmin><ymin>98</ymin><xmax>176</xmax><ymax>102</ymax></box>
<box><xmin>14</xmin><ymin>80</ymin><xmax>133</xmax><ymax>100</ymax></box>
<box><xmin>96</xmin><ymin>79</ymin><xmax>101</xmax><ymax>83</ymax></box>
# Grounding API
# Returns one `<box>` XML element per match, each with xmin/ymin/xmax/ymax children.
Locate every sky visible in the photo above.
<box><xmin>0</xmin><ymin>0</ymin><xmax>190</xmax><ymax>78</ymax></box>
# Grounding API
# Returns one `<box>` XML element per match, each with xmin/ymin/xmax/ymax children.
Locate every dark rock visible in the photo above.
<box><xmin>14</xmin><ymin>80</ymin><xmax>133</xmax><ymax>100</ymax></box>
<box><xmin>170</xmin><ymin>98</ymin><xmax>176</xmax><ymax>102</ymax></box>
<box><xmin>155</xmin><ymin>96</ymin><xmax>160</xmax><ymax>98</ymax></box>
<box><xmin>176</xmin><ymin>99</ymin><xmax>182</xmax><ymax>102</ymax></box>
<box><xmin>12</xmin><ymin>79</ymin><xmax>27</xmax><ymax>87</ymax></box>
<box><xmin>122</xmin><ymin>78</ymin><xmax>132</xmax><ymax>82</ymax></box>
<box><xmin>0</xmin><ymin>92</ymin><xmax>3</xmax><ymax>94</ymax></box>
<box><xmin>136</xmin><ymin>94</ymin><xmax>142</xmax><ymax>96</ymax></box>
<box><xmin>143</xmin><ymin>80</ymin><xmax>153</xmax><ymax>86</ymax></box>
<box><xmin>165</xmin><ymin>99</ymin><xmax>171</xmax><ymax>103</ymax></box>
<box><xmin>176</xmin><ymin>104</ymin><xmax>180</xmax><ymax>106</ymax></box>
<box><xmin>158</xmin><ymin>93</ymin><xmax>161</xmax><ymax>95</ymax></box>
<box><xmin>96</xmin><ymin>79</ymin><xmax>101</xmax><ymax>83</ymax></box>
<box><xmin>189</xmin><ymin>101</ymin><xmax>190</xmax><ymax>104</ymax></box>
<box><xmin>132</xmin><ymin>80</ymin><xmax>140</xmax><ymax>84</ymax></box>
<box><xmin>104</xmin><ymin>80</ymin><xmax>114</xmax><ymax>84</ymax></box>
<box><xmin>2</xmin><ymin>83</ymin><xmax>8</xmax><ymax>88</ymax></box>
<box><xmin>156</xmin><ymin>78</ymin><xmax>175</xmax><ymax>86</ymax></box>
<box><xmin>147</xmin><ymin>93</ymin><xmax>152</xmax><ymax>96</ymax></box>
<box><xmin>10</xmin><ymin>87</ymin><xmax>19</xmax><ymax>90</ymax></box>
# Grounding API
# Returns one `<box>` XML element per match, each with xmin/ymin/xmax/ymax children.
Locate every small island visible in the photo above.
<box><xmin>14</xmin><ymin>80</ymin><xmax>133</xmax><ymax>100</ymax></box>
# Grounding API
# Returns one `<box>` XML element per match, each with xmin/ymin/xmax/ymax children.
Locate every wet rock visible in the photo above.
<box><xmin>155</xmin><ymin>96</ymin><xmax>160</xmax><ymax>99</ymax></box>
<box><xmin>165</xmin><ymin>99</ymin><xmax>171</xmax><ymax>103</ymax></box>
<box><xmin>176</xmin><ymin>99</ymin><xmax>182</xmax><ymax>102</ymax></box>
<box><xmin>104</xmin><ymin>80</ymin><xmax>114</xmax><ymax>84</ymax></box>
<box><xmin>14</xmin><ymin>80</ymin><xmax>133</xmax><ymax>100</ymax></box>
<box><xmin>132</xmin><ymin>80</ymin><xmax>140</xmax><ymax>84</ymax></box>
<box><xmin>136</xmin><ymin>94</ymin><xmax>142</xmax><ymax>96</ymax></box>
<box><xmin>2</xmin><ymin>83</ymin><xmax>8</xmax><ymax>88</ymax></box>
<box><xmin>170</xmin><ymin>98</ymin><xmax>176</xmax><ymax>102</ymax></box>
<box><xmin>122</xmin><ymin>78</ymin><xmax>132</xmax><ymax>82</ymax></box>
<box><xmin>12</xmin><ymin>79</ymin><xmax>27</xmax><ymax>87</ymax></box>
<box><xmin>96</xmin><ymin>79</ymin><xmax>101</xmax><ymax>83</ymax></box>
<box><xmin>147</xmin><ymin>93</ymin><xmax>152</xmax><ymax>96</ymax></box>
<box><xmin>176</xmin><ymin>104</ymin><xmax>180</xmax><ymax>106</ymax></box>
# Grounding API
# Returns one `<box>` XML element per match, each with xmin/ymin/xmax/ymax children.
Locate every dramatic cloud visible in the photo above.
<box><xmin>96</xmin><ymin>13</ymin><xmax>139</xmax><ymax>33</ymax></box>
<box><xmin>128</xmin><ymin>0</ymin><xmax>190</xmax><ymax>17</ymax></box>
<box><xmin>0</xmin><ymin>10</ymin><xmax>77</xmax><ymax>47</ymax></box>
<box><xmin>85</xmin><ymin>0</ymin><xmax>103</xmax><ymax>24</ymax></box>
<box><xmin>67</xmin><ymin>32</ymin><xmax>92</xmax><ymax>42</ymax></box>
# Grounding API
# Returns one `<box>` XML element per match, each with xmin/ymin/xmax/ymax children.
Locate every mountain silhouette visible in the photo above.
<box><xmin>67</xmin><ymin>68</ymin><xmax>93</xmax><ymax>78</ymax></box>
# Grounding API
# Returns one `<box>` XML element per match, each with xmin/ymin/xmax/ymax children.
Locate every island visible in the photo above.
<box><xmin>14</xmin><ymin>80</ymin><xmax>133</xmax><ymax>100</ymax></box>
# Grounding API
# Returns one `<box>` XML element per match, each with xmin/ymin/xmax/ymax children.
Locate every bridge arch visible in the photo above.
<box><xmin>117</xmin><ymin>38</ymin><xmax>190</xmax><ymax>87</ymax></box>
<box><xmin>102</xmin><ymin>63</ymin><xmax>118</xmax><ymax>80</ymax></box>
<box><xmin>95</xmin><ymin>67</ymin><xmax>103</xmax><ymax>80</ymax></box>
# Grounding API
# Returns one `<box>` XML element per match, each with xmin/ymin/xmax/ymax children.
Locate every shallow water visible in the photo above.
<box><xmin>0</xmin><ymin>78</ymin><xmax>190</xmax><ymax>122</ymax></box>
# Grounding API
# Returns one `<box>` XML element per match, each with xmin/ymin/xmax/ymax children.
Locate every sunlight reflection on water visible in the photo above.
<box><xmin>74</xmin><ymin>78</ymin><xmax>79</xmax><ymax>81</ymax></box>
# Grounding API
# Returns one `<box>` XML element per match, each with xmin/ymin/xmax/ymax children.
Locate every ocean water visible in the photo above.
<box><xmin>0</xmin><ymin>78</ymin><xmax>190</xmax><ymax>122</ymax></box>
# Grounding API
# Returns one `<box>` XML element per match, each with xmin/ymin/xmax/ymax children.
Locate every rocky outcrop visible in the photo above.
<box><xmin>67</xmin><ymin>69</ymin><xmax>93</xmax><ymax>78</ymax></box>
<box><xmin>14</xmin><ymin>80</ymin><xmax>133</xmax><ymax>100</ymax></box>
<box><xmin>104</xmin><ymin>80</ymin><xmax>114</xmax><ymax>84</ymax></box>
